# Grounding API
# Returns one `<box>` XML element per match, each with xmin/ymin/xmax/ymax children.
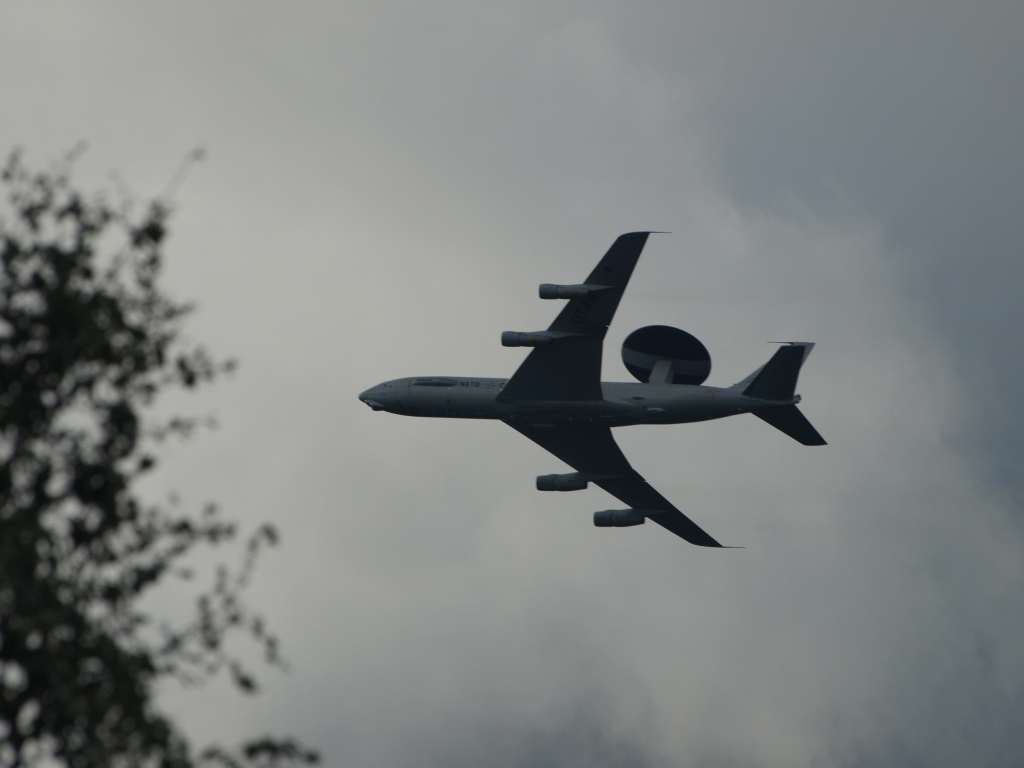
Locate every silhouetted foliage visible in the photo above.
<box><xmin>0</xmin><ymin>150</ymin><xmax>317</xmax><ymax>768</ymax></box>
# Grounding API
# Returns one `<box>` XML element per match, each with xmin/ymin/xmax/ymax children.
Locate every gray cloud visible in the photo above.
<box><xmin>616</xmin><ymin>2</ymin><xmax>1024</xmax><ymax>498</ymax></box>
<box><xmin>2</xmin><ymin>3</ymin><xmax>1022</xmax><ymax>766</ymax></box>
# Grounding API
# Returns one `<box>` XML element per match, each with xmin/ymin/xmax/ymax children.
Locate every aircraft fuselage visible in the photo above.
<box><xmin>359</xmin><ymin>377</ymin><xmax>797</xmax><ymax>427</ymax></box>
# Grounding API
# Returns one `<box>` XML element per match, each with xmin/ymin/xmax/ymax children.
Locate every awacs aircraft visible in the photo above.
<box><xmin>359</xmin><ymin>232</ymin><xmax>825</xmax><ymax>547</ymax></box>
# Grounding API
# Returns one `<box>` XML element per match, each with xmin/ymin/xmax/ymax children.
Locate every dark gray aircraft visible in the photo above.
<box><xmin>359</xmin><ymin>232</ymin><xmax>825</xmax><ymax>547</ymax></box>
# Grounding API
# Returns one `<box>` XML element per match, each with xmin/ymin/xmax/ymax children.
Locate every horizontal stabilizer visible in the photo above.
<box><xmin>754</xmin><ymin>405</ymin><xmax>827</xmax><ymax>446</ymax></box>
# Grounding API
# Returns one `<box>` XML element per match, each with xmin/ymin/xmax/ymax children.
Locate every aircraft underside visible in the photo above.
<box><xmin>360</xmin><ymin>232</ymin><xmax>825</xmax><ymax>547</ymax></box>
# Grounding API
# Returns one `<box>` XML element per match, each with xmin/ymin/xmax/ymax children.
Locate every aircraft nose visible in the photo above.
<box><xmin>359</xmin><ymin>386</ymin><xmax>386</xmax><ymax>411</ymax></box>
<box><xmin>361</xmin><ymin>380</ymin><xmax>407</xmax><ymax>412</ymax></box>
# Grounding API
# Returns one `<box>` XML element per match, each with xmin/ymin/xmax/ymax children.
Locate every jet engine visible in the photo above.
<box><xmin>593</xmin><ymin>509</ymin><xmax>646</xmax><ymax>527</ymax></box>
<box><xmin>621</xmin><ymin>325</ymin><xmax>711</xmax><ymax>385</ymax></box>
<box><xmin>539</xmin><ymin>283</ymin><xmax>596</xmax><ymax>299</ymax></box>
<box><xmin>536</xmin><ymin>473</ymin><xmax>589</xmax><ymax>491</ymax></box>
<box><xmin>502</xmin><ymin>331</ymin><xmax>553</xmax><ymax>347</ymax></box>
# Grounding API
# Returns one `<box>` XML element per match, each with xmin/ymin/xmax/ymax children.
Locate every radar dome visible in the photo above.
<box><xmin>621</xmin><ymin>325</ymin><xmax>711</xmax><ymax>385</ymax></box>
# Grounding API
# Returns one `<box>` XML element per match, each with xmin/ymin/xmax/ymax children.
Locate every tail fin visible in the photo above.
<box><xmin>732</xmin><ymin>342</ymin><xmax>815</xmax><ymax>401</ymax></box>
<box><xmin>732</xmin><ymin>343</ymin><xmax>826</xmax><ymax>445</ymax></box>
<box><xmin>754</xmin><ymin>405</ymin><xmax>827</xmax><ymax>445</ymax></box>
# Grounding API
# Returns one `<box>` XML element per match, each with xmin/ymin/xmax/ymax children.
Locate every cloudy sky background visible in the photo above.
<box><xmin>2</xmin><ymin>3</ymin><xmax>1023</xmax><ymax>766</ymax></box>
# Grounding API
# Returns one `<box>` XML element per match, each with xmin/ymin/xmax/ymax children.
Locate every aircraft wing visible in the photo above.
<box><xmin>498</xmin><ymin>232</ymin><xmax>652</xmax><ymax>402</ymax></box>
<box><xmin>506</xmin><ymin>422</ymin><xmax>723</xmax><ymax>547</ymax></box>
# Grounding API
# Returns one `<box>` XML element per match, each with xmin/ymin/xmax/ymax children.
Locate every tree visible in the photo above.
<box><xmin>0</xmin><ymin>149</ymin><xmax>317</xmax><ymax>768</ymax></box>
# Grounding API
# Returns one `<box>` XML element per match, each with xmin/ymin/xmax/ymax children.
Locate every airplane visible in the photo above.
<box><xmin>359</xmin><ymin>232</ymin><xmax>825</xmax><ymax>547</ymax></box>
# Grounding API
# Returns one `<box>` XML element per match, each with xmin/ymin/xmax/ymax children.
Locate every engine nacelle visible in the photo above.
<box><xmin>502</xmin><ymin>331</ymin><xmax>553</xmax><ymax>347</ymax></box>
<box><xmin>536</xmin><ymin>473</ymin><xmax>589</xmax><ymax>492</ymax></box>
<box><xmin>621</xmin><ymin>325</ymin><xmax>711</xmax><ymax>385</ymax></box>
<box><xmin>539</xmin><ymin>283</ymin><xmax>594</xmax><ymax>299</ymax></box>
<box><xmin>593</xmin><ymin>509</ymin><xmax>646</xmax><ymax>527</ymax></box>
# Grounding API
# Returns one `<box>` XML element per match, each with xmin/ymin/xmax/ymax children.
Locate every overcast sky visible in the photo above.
<box><xmin>3</xmin><ymin>3</ymin><xmax>1023</xmax><ymax>767</ymax></box>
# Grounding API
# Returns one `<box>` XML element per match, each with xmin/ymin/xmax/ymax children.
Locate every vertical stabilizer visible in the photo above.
<box><xmin>738</xmin><ymin>342</ymin><xmax>815</xmax><ymax>401</ymax></box>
